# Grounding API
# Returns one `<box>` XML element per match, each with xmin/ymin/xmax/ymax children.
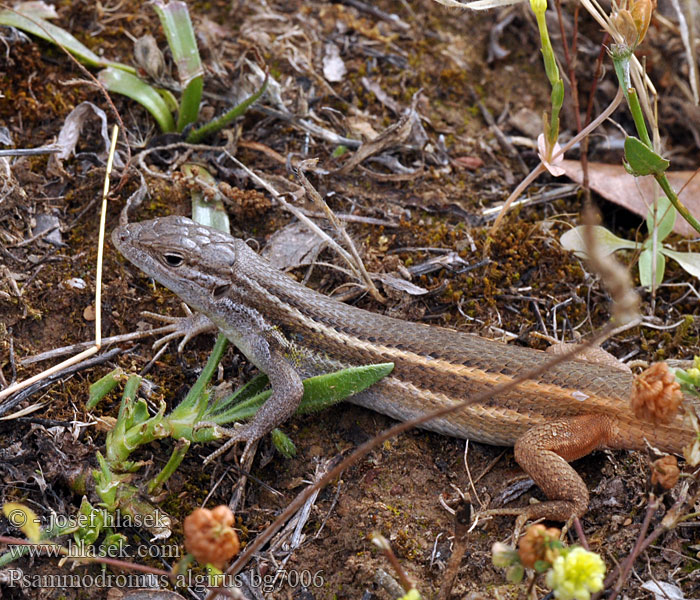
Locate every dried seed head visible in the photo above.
<box><xmin>612</xmin><ymin>9</ymin><xmax>639</xmax><ymax>47</ymax></box>
<box><xmin>517</xmin><ymin>524</ymin><xmax>562</xmax><ymax>569</ymax></box>
<box><xmin>651</xmin><ymin>455</ymin><xmax>680</xmax><ymax>490</ymax></box>
<box><xmin>611</xmin><ymin>0</ymin><xmax>655</xmax><ymax>48</ymax></box>
<box><xmin>631</xmin><ymin>362</ymin><xmax>682</xmax><ymax>424</ymax></box>
<box><xmin>630</xmin><ymin>0</ymin><xmax>655</xmax><ymax>44</ymax></box>
<box><xmin>184</xmin><ymin>505</ymin><xmax>240</xmax><ymax>569</ymax></box>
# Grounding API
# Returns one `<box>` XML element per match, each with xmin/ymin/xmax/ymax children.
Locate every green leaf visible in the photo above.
<box><xmin>638</xmin><ymin>247</ymin><xmax>665</xmax><ymax>287</ymax></box>
<box><xmin>506</xmin><ymin>563</ymin><xmax>524</xmax><ymax>583</ymax></box>
<box><xmin>102</xmin><ymin>533</ymin><xmax>128</xmax><ymax>552</ymax></box>
<box><xmin>151</xmin><ymin>0</ymin><xmax>203</xmax><ymax>130</ymax></box>
<box><xmin>660</xmin><ymin>248</ymin><xmax>700</xmax><ymax>279</ymax></box>
<box><xmin>185</xmin><ymin>74</ymin><xmax>269</xmax><ymax>144</ymax></box>
<box><xmin>646</xmin><ymin>196</ymin><xmax>676</xmax><ymax>243</ymax></box>
<box><xmin>196</xmin><ymin>363</ymin><xmax>395</xmax><ymax>436</ymax></box>
<box><xmin>534</xmin><ymin>559</ymin><xmax>551</xmax><ymax>573</ymax></box>
<box><xmin>271</xmin><ymin>428</ymin><xmax>297</xmax><ymax>458</ymax></box>
<box><xmin>183</xmin><ymin>164</ymin><xmax>231</xmax><ymax>234</ymax></box>
<box><xmin>98</xmin><ymin>68</ymin><xmax>175</xmax><ymax>132</ymax></box>
<box><xmin>156</xmin><ymin>88</ymin><xmax>179</xmax><ymax>113</ymax></box>
<box><xmin>115</xmin><ymin>375</ymin><xmax>142</xmax><ymax>424</ymax></box>
<box><xmin>87</xmin><ymin>368</ymin><xmax>124</xmax><ymax>409</ymax></box>
<box><xmin>0</xmin><ymin>8</ymin><xmax>133</xmax><ymax>72</ymax></box>
<box><xmin>550</xmin><ymin>78</ymin><xmax>564</xmax><ymax>108</ymax></box>
<box><xmin>624</xmin><ymin>136</ymin><xmax>670</xmax><ymax>177</ymax></box>
<box><xmin>297</xmin><ymin>363</ymin><xmax>395</xmax><ymax>413</ymax></box>
<box><xmin>178</xmin><ymin>77</ymin><xmax>204</xmax><ymax>131</ymax></box>
<box><xmin>332</xmin><ymin>145</ymin><xmax>349</xmax><ymax>158</ymax></box>
<box><xmin>560</xmin><ymin>226</ymin><xmax>638</xmax><ymax>258</ymax></box>
<box><xmin>73</xmin><ymin>498</ymin><xmax>103</xmax><ymax>545</ymax></box>
<box><xmin>205</xmin><ymin>373</ymin><xmax>269</xmax><ymax>416</ymax></box>
<box><xmin>126</xmin><ymin>398</ymin><xmax>150</xmax><ymax>429</ymax></box>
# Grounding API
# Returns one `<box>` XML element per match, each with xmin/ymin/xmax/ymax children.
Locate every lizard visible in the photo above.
<box><xmin>111</xmin><ymin>215</ymin><xmax>695</xmax><ymax>522</ymax></box>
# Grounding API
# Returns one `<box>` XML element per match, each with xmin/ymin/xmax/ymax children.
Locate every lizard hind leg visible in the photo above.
<box><xmin>512</xmin><ymin>414</ymin><xmax>614</xmax><ymax>522</ymax></box>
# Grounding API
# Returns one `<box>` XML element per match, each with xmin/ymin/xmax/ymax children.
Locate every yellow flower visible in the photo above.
<box><xmin>529</xmin><ymin>0</ymin><xmax>547</xmax><ymax>15</ymax></box>
<box><xmin>545</xmin><ymin>547</ymin><xmax>605</xmax><ymax>600</ymax></box>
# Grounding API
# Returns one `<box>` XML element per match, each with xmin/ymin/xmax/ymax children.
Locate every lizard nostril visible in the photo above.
<box><xmin>212</xmin><ymin>284</ymin><xmax>230</xmax><ymax>299</ymax></box>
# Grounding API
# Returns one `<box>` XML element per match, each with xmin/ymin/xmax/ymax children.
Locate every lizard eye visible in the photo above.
<box><xmin>163</xmin><ymin>253</ymin><xmax>184</xmax><ymax>267</ymax></box>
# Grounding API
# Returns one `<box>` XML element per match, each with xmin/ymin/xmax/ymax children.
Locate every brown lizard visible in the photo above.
<box><xmin>112</xmin><ymin>216</ymin><xmax>695</xmax><ymax>521</ymax></box>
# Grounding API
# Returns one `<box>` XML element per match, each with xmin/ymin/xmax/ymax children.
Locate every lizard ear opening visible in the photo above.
<box><xmin>212</xmin><ymin>284</ymin><xmax>231</xmax><ymax>299</ymax></box>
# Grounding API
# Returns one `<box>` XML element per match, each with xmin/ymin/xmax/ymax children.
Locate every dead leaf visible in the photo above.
<box><xmin>261</xmin><ymin>222</ymin><xmax>327</xmax><ymax>270</ymax></box>
<box><xmin>336</xmin><ymin>92</ymin><xmax>424</xmax><ymax>175</ymax></box>
<box><xmin>561</xmin><ymin>159</ymin><xmax>700</xmax><ymax>237</ymax></box>
<box><xmin>361</xmin><ymin>77</ymin><xmax>401</xmax><ymax>114</ymax></box>
<box><xmin>48</xmin><ymin>102</ymin><xmax>124</xmax><ymax>175</ymax></box>
<box><xmin>377</xmin><ymin>273</ymin><xmax>429</xmax><ymax>295</ymax></box>
<box><xmin>346</xmin><ymin>116</ymin><xmax>380</xmax><ymax>141</ymax></box>
<box><xmin>452</xmin><ymin>156</ymin><xmax>484</xmax><ymax>170</ymax></box>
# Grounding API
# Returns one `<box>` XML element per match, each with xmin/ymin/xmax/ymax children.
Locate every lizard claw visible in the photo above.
<box><xmin>200</xmin><ymin>422</ymin><xmax>261</xmax><ymax>466</ymax></box>
<box><xmin>142</xmin><ymin>302</ymin><xmax>195</xmax><ymax>323</ymax></box>
<box><xmin>141</xmin><ymin>305</ymin><xmax>217</xmax><ymax>352</ymax></box>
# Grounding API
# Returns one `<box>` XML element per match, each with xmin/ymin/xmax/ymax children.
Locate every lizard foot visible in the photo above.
<box><xmin>198</xmin><ymin>422</ymin><xmax>260</xmax><ymax>467</ymax></box>
<box><xmin>142</xmin><ymin>304</ymin><xmax>217</xmax><ymax>352</ymax></box>
<box><xmin>195</xmin><ymin>421</ymin><xmax>260</xmax><ymax>511</ymax></box>
<box><xmin>476</xmin><ymin>505</ymin><xmax>576</xmax><ymax>542</ymax></box>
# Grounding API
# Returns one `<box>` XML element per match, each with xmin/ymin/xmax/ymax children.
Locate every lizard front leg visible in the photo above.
<box><xmin>203</xmin><ymin>325</ymin><xmax>304</xmax><ymax>465</ymax></box>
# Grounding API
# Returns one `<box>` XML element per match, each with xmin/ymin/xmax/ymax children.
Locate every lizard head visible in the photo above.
<box><xmin>112</xmin><ymin>216</ymin><xmax>239</xmax><ymax>315</ymax></box>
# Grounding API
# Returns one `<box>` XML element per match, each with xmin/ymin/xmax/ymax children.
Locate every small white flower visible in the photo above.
<box><xmin>431</xmin><ymin>0</ymin><xmax>527</xmax><ymax>10</ymax></box>
<box><xmin>538</xmin><ymin>134</ymin><xmax>566</xmax><ymax>177</ymax></box>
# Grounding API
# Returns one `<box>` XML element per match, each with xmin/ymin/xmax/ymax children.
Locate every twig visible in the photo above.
<box><xmin>0</xmin><ymin>126</ymin><xmax>120</xmax><ymax>402</ymax></box>
<box><xmin>572</xmin><ymin>517</ymin><xmax>589</xmax><ymax>551</ymax></box>
<box><xmin>18</xmin><ymin>324</ymin><xmax>184</xmax><ymax>366</ymax></box>
<box><xmin>437</xmin><ymin>501</ymin><xmax>472</xmax><ymax>600</ymax></box>
<box><xmin>296</xmin><ymin>161</ymin><xmax>384</xmax><ymax>302</ymax></box>
<box><xmin>224</xmin><ymin>152</ymin><xmax>385</xmax><ymax>302</ymax></box>
<box><xmin>372</xmin><ymin>533</ymin><xmax>414</xmax><ymax>593</ymax></box>
<box><xmin>606</xmin><ymin>496</ymin><xmax>660</xmax><ymax>599</ymax></box>
<box><xmin>7</xmin><ymin>225</ymin><xmax>60</xmax><ymax>248</ymax></box>
<box><xmin>0</xmin><ymin>347</ymin><xmax>123</xmax><ymax>417</ymax></box>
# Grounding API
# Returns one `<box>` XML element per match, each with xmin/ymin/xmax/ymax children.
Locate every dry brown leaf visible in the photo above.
<box><xmin>561</xmin><ymin>159</ymin><xmax>700</xmax><ymax>237</ymax></box>
<box><xmin>452</xmin><ymin>156</ymin><xmax>484</xmax><ymax>170</ymax></box>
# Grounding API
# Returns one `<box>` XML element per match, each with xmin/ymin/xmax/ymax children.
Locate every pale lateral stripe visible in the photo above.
<box><xmin>241</xmin><ymin>274</ymin><xmax>621</xmax><ymax>412</ymax></box>
<box><xmin>361</xmin><ymin>376</ymin><xmax>540</xmax><ymax>443</ymax></box>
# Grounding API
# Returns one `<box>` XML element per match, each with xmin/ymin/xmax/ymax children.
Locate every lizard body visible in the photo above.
<box><xmin>112</xmin><ymin>216</ymin><xmax>694</xmax><ymax>520</ymax></box>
